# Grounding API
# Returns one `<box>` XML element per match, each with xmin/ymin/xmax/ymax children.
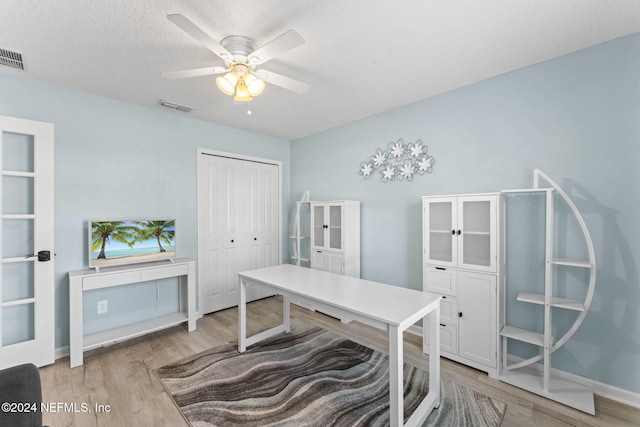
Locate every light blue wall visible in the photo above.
<box><xmin>291</xmin><ymin>33</ymin><xmax>640</xmax><ymax>393</ymax></box>
<box><xmin>0</xmin><ymin>73</ymin><xmax>291</xmax><ymax>347</ymax></box>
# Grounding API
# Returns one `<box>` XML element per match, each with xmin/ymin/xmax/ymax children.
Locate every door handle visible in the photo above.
<box><xmin>23</xmin><ymin>251</ymin><xmax>51</xmax><ymax>261</ymax></box>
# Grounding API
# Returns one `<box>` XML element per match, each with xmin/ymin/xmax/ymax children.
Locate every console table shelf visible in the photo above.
<box><xmin>69</xmin><ymin>258</ymin><xmax>196</xmax><ymax>368</ymax></box>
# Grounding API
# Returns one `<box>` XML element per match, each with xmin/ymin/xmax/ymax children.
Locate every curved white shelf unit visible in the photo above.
<box><xmin>499</xmin><ymin>169</ymin><xmax>596</xmax><ymax>415</ymax></box>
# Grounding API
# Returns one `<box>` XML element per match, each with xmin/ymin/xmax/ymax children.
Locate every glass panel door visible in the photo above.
<box><xmin>1</xmin><ymin>132</ymin><xmax>36</xmax><ymax>347</ymax></box>
<box><xmin>0</xmin><ymin>116</ymin><xmax>54</xmax><ymax>369</ymax></box>
<box><xmin>312</xmin><ymin>205</ymin><xmax>325</xmax><ymax>248</ymax></box>
<box><xmin>328</xmin><ymin>205</ymin><xmax>342</xmax><ymax>250</ymax></box>
<box><xmin>459</xmin><ymin>197</ymin><xmax>495</xmax><ymax>272</ymax></box>
<box><xmin>426</xmin><ymin>199</ymin><xmax>456</xmax><ymax>265</ymax></box>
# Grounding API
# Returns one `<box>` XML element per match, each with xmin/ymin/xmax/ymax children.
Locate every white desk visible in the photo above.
<box><xmin>69</xmin><ymin>258</ymin><xmax>196</xmax><ymax>368</ymax></box>
<box><xmin>238</xmin><ymin>264</ymin><xmax>441</xmax><ymax>427</ymax></box>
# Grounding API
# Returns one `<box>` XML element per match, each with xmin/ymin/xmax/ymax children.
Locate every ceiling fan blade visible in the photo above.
<box><xmin>161</xmin><ymin>66</ymin><xmax>227</xmax><ymax>80</ymax></box>
<box><xmin>248</xmin><ymin>30</ymin><xmax>305</xmax><ymax>65</ymax></box>
<box><xmin>167</xmin><ymin>14</ymin><xmax>233</xmax><ymax>62</ymax></box>
<box><xmin>257</xmin><ymin>70</ymin><xmax>309</xmax><ymax>94</ymax></box>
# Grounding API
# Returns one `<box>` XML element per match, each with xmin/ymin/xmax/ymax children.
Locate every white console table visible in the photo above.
<box><xmin>69</xmin><ymin>258</ymin><xmax>196</xmax><ymax>368</ymax></box>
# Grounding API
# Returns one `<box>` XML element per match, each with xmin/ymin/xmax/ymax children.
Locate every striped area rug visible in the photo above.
<box><xmin>155</xmin><ymin>321</ymin><xmax>505</xmax><ymax>426</ymax></box>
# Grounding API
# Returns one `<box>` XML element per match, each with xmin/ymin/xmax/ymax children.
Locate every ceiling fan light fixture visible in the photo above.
<box><xmin>245</xmin><ymin>73</ymin><xmax>265</xmax><ymax>96</ymax></box>
<box><xmin>233</xmin><ymin>79</ymin><xmax>253</xmax><ymax>102</ymax></box>
<box><xmin>216</xmin><ymin>72</ymin><xmax>237</xmax><ymax>96</ymax></box>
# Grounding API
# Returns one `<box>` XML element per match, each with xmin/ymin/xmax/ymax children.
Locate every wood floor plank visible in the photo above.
<box><xmin>39</xmin><ymin>297</ymin><xmax>640</xmax><ymax>426</ymax></box>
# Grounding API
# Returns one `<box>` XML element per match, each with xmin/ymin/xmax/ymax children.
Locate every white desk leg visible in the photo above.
<box><xmin>428</xmin><ymin>304</ymin><xmax>441</xmax><ymax>408</ymax></box>
<box><xmin>283</xmin><ymin>295</ymin><xmax>291</xmax><ymax>333</ymax></box>
<box><xmin>69</xmin><ymin>276</ymin><xmax>83</xmax><ymax>368</ymax></box>
<box><xmin>389</xmin><ymin>325</ymin><xmax>403</xmax><ymax>427</ymax></box>
<box><xmin>238</xmin><ymin>276</ymin><xmax>247</xmax><ymax>353</ymax></box>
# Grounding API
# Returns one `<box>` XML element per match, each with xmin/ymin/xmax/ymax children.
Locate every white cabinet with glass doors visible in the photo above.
<box><xmin>422</xmin><ymin>193</ymin><xmax>502</xmax><ymax>377</ymax></box>
<box><xmin>424</xmin><ymin>195</ymin><xmax>497</xmax><ymax>272</ymax></box>
<box><xmin>309</xmin><ymin>200</ymin><xmax>360</xmax><ymax>278</ymax></box>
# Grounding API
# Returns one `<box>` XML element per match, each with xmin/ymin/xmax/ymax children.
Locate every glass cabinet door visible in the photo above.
<box><xmin>328</xmin><ymin>205</ymin><xmax>342</xmax><ymax>250</ymax></box>
<box><xmin>312</xmin><ymin>205</ymin><xmax>325</xmax><ymax>248</ymax></box>
<box><xmin>424</xmin><ymin>198</ymin><xmax>457</xmax><ymax>266</ymax></box>
<box><xmin>458</xmin><ymin>196</ymin><xmax>496</xmax><ymax>272</ymax></box>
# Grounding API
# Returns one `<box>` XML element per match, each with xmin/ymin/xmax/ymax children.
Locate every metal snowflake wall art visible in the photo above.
<box><xmin>359</xmin><ymin>138</ymin><xmax>435</xmax><ymax>183</ymax></box>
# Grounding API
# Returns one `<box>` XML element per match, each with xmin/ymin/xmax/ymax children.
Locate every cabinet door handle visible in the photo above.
<box><xmin>458</xmin><ymin>312</ymin><xmax>463</xmax><ymax>318</ymax></box>
<box><xmin>451</xmin><ymin>229</ymin><xmax>456</xmax><ymax>235</ymax></box>
<box><xmin>435</xmin><ymin>267</ymin><xmax>446</xmax><ymax>271</ymax></box>
<box><xmin>457</xmin><ymin>229</ymin><xmax>461</xmax><ymax>235</ymax></box>
<box><xmin>442</xmin><ymin>295</ymin><xmax>447</xmax><ymax>299</ymax></box>
<box><xmin>231</xmin><ymin>239</ymin><xmax>234</xmax><ymax>243</ymax></box>
<box><xmin>254</xmin><ymin>237</ymin><xmax>257</xmax><ymax>241</ymax></box>
<box><xmin>440</xmin><ymin>323</ymin><xmax>446</xmax><ymax>327</ymax></box>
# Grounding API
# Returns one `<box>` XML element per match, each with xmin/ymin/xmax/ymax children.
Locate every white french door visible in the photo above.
<box><xmin>197</xmin><ymin>150</ymin><xmax>280</xmax><ymax>314</ymax></box>
<box><xmin>0</xmin><ymin>115</ymin><xmax>54</xmax><ymax>369</ymax></box>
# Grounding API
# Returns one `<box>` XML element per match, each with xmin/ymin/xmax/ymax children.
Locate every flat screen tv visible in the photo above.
<box><xmin>89</xmin><ymin>219</ymin><xmax>176</xmax><ymax>269</ymax></box>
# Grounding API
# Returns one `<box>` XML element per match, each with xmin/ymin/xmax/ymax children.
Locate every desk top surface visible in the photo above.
<box><xmin>238</xmin><ymin>264</ymin><xmax>441</xmax><ymax>328</ymax></box>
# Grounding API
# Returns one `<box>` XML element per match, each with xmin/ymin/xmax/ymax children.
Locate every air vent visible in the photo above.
<box><xmin>159</xmin><ymin>99</ymin><xmax>193</xmax><ymax>113</ymax></box>
<box><xmin>0</xmin><ymin>48</ymin><xmax>25</xmax><ymax>71</ymax></box>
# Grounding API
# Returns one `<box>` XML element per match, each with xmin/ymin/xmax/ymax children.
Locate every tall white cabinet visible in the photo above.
<box><xmin>309</xmin><ymin>201</ymin><xmax>360</xmax><ymax>278</ymax></box>
<box><xmin>422</xmin><ymin>193</ymin><xmax>502</xmax><ymax>377</ymax></box>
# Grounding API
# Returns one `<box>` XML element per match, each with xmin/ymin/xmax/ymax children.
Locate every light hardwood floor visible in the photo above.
<box><xmin>40</xmin><ymin>296</ymin><xmax>640</xmax><ymax>426</ymax></box>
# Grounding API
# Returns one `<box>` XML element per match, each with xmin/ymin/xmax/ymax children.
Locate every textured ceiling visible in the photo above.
<box><xmin>1</xmin><ymin>0</ymin><xmax>638</xmax><ymax>140</ymax></box>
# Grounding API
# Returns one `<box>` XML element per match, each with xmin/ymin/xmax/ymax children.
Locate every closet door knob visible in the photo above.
<box><xmin>451</xmin><ymin>230</ymin><xmax>455</xmax><ymax>235</ymax></box>
<box><xmin>457</xmin><ymin>229</ymin><xmax>461</xmax><ymax>235</ymax></box>
<box><xmin>254</xmin><ymin>238</ymin><xmax>257</xmax><ymax>241</ymax></box>
<box><xmin>231</xmin><ymin>239</ymin><xmax>234</xmax><ymax>243</ymax></box>
<box><xmin>458</xmin><ymin>312</ymin><xmax>463</xmax><ymax>318</ymax></box>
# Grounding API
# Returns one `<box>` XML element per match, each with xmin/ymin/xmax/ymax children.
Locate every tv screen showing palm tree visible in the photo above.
<box><xmin>89</xmin><ymin>219</ymin><xmax>176</xmax><ymax>268</ymax></box>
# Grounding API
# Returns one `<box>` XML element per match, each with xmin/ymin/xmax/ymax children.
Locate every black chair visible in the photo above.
<box><xmin>0</xmin><ymin>363</ymin><xmax>43</xmax><ymax>427</ymax></box>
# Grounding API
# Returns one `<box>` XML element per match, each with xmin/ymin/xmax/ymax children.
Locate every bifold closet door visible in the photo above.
<box><xmin>244</xmin><ymin>160</ymin><xmax>279</xmax><ymax>301</ymax></box>
<box><xmin>198</xmin><ymin>154</ymin><xmax>279</xmax><ymax>314</ymax></box>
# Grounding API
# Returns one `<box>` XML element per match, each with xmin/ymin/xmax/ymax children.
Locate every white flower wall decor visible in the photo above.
<box><xmin>359</xmin><ymin>138</ymin><xmax>435</xmax><ymax>183</ymax></box>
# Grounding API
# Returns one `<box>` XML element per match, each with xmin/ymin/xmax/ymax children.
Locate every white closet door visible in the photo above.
<box><xmin>199</xmin><ymin>155</ymin><xmax>245</xmax><ymax>313</ymax></box>
<box><xmin>245</xmin><ymin>161</ymin><xmax>279</xmax><ymax>301</ymax></box>
<box><xmin>198</xmin><ymin>152</ymin><xmax>280</xmax><ymax>314</ymax></box>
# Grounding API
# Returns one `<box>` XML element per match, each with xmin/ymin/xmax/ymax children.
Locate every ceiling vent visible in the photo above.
<box><xmin>0</xmin><ymin>48</ymin><xmax>25</xmax><ymax>71</ymax></box>
<box><xmin>158</xmin><ymin>99</ymin><xmax>193</xmax><ymax>113</ymax></box>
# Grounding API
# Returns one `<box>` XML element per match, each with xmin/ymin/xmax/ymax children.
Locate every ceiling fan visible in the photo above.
<box><xmin>162</xmin><ymin>14</ymin><xmax>309</xmax><ymax>105</ymax></box>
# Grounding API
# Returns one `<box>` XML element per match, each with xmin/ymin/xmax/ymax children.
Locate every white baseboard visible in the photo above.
<box><xmin>406</xmin><ymin>324</ymin><xmax>422</xmax><ymax>337</ymax></box>
<box><xmin>55</xmin><ymin>345</ymin><xmax>70</xmax><ymax>360</ymax></box>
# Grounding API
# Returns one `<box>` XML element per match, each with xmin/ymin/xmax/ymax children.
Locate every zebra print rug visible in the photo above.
<box><xmin>155</xmin><ymin>321</ymin><xmax>505</xmax><ymax>426</ymax></box>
